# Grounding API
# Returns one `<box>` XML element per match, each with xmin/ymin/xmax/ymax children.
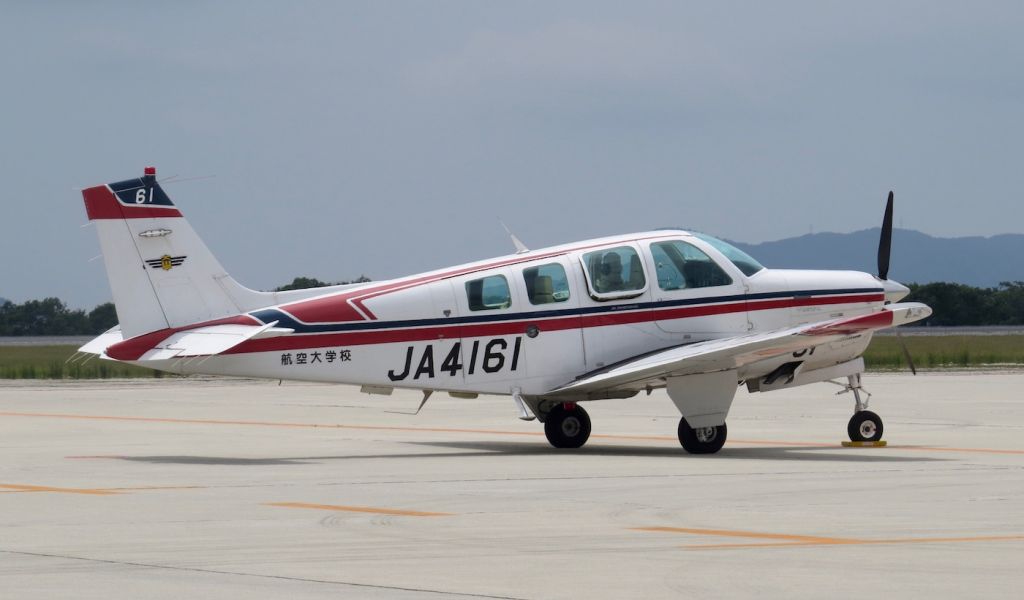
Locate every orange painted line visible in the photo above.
<box><xmin>632</xmin><ymin>525</ymin><xmax>1024</xmax><ymax>550</ymax></box>
<box><xmin>632</xmin><ymin>526</ymin><xmax>852</xmax><ymax>544</ymax></box>
<box><xmin>101</xmin><ymin>485</ymin><xmax>205</xmax><ymax>492</ymax></box>
<box><xmin>3</xmin><ymin>411</ymin><xmax>1022</xmax><ymax>456</ymax></box>
<box><xmin>0</xmin><ymin>483</ymin><xmax>120</xmax><ymax>496</ymax></box>
<box><xmin>265</xmin><ymin>502</ymin><xmax>452</xmax><ymax>517</ymax></box>
<box><xmin>682</xmin><ymin>535</ymin><xmax>1024</xmax><ymax>550</ymax></box>
<box><xmin>888</xmin><ymin>445</ymin><xmax>1024</xmax><ymax>456</ymax></box>
<box><xmin>0</xmin><ymin>410</ymin><xmax>545</xmax><ymax>437</ymax></box>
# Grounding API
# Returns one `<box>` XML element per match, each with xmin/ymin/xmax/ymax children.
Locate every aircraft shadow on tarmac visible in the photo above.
<box><xmin>108</xmin><ymin>440</ymin><xmax>943</xmax><ymax>465</ymax></box>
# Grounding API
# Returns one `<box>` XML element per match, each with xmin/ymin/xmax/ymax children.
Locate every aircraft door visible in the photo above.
<box><xmin>515</xmin><ymin>258</ymin><xmax>585</xmax><ymax>392</ymax></box>
<box><xmin>576</xmin><ymin>244</ymin><xmax>658</xmax><ymax>371</ymax></box>
<box><xmin>646</xmin><ymin>239</ymin><xmax>750</xmax><ymax>337</ymax></box>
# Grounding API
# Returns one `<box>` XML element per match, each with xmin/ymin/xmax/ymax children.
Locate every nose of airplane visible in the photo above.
<box><xmin>881</xmin><ymin>279</ymin><xmax>910</xmax><ymax>303</ymax></box>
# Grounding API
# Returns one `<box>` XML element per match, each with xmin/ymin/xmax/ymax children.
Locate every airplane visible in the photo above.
<box><xmin>77</xmin><ymin>167</ymin><xmax>932</xmax><ymax>454</ymax></box>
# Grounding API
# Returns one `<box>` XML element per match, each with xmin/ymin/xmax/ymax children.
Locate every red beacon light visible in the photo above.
<box><xmin>144</xmin><ymin>166</ymin><xmax>156</xmax><ymax>176</ymax></box>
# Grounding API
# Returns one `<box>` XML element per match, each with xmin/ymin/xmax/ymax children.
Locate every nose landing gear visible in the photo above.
<box><xmin>842</xmin><ymin>373</ymin><xmax>885</xmax><ymax>443</ymax></box>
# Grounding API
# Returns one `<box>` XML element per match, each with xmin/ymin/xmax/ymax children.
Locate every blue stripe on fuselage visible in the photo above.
<box><xmin>248</xmin><ymin>287</ymin><xmax>883</xmax><ymax>334</ymax></box>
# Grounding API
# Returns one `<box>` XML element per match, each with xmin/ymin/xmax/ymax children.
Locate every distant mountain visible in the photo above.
<box><xmin>729</xmin><ymin>229</ymin><xmax>1024</xmax><ymax>288</ymax></box>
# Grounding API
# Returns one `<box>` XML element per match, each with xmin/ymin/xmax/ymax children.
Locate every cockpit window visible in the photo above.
<box><xmin>692</xmin><ymin>233</ymin><xmax>765</xmax><ymax>276</ymax></box>
<box><xmin>650</xmin><ymin>240</ymin><xmax>732</xmax><ymax>290</ymax></box>
<box><xmin>581</xmin><ymin>246</ymin><xmax>646</xmax><ymax>300</ymax></box>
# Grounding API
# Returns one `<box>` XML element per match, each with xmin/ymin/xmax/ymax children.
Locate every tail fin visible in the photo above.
<box><xmin>82</xmin><ymin>167</ymin><xmax>283</xmax><ymax>338</ymax></box>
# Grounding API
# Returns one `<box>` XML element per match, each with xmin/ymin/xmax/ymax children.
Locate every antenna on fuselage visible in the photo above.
<box><xmin>499</xmin><ymin>219</ymin><xmax>529</xmax><ymax>254</ymax></box>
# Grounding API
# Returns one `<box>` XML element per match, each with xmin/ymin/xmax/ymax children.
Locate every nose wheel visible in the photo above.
<box><xmin>848</xmin><ymin>410</ymin><xmax>883</xmax><ymax>442</ymax></box>
<box><xmin>544</xmin><ymin>403</ymin><xmax>592</xmax><ymax>449</ymax></box>
<box><xmin>677</xmin><ymin>417</ymin><xmax>727</xmax><ymax>454</ymax></box>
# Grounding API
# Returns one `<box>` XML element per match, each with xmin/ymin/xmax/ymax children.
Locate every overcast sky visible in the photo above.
<box><xmin>2</xmin><ymin>1</ymin><xmax>1022</xmax><ymax>308</ymax></box>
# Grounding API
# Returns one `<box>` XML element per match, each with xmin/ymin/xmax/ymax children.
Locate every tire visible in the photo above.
<box><xmin>544</xmin><ymin>404</ymin><xmax>592</xmax><ymax>449</ymax></box>
<box><xmin>677</xmin><ymin>417</ymin><xmax>727</xmax><ymax>454</ymax></box>
<box><xmin>848</xmin><ymin>410</ymin><xmax>884</xmax><ymax>442</ymax></box>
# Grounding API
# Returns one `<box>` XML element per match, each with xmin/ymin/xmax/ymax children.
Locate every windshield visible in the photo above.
<box><xmin>692</xmin><ymin>233</ymin><xmax>765</xmax><ymax>276</ymax></box>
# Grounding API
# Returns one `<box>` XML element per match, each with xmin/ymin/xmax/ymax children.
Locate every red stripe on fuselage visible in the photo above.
<box><xmin>223</xmin><ymin>293</ymin><xmax>885</xmax><ymax>354</ymax></box>
<box><xmin>82</xmin><ymin>185</ymin><xmax>182</xmax><ymax>220</ymax></box>
<box><xmin>281</xmin><ymin>233</ymin><xmax>684</xmax><ymax>324</ymax></box>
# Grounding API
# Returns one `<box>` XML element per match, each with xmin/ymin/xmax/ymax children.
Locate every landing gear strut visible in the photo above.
<box><xmin>844</xmin><ymin>373</ymin><xmax>884</xmax><ymax>442</ymax></box>
<box><xmin>677</xmin><ymin>417</ymin><xmax>727</xmax><ymax>454</ymax></box>
<box><xmin>544</xmin><ymin>403</ymin><xmax>592</xmax><ymax>449</ymax></box>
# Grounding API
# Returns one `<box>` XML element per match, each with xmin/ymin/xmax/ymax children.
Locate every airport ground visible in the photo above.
<box><xmin>1</xmin><ymin>373</ymin><xmax>1022</xmax><ymax>599</ymax></box>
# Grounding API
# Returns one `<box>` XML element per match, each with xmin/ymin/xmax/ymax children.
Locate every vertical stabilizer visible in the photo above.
<box><xmin>83</xmin><ymin>167</ymin><xmax>259</xmax><ymax>338</ymax></box>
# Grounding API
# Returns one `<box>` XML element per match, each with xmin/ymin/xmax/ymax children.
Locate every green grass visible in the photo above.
<box><xmin>863</xmin><ymin>335</ymin><xmax>1024</xmax><ymax>369</ymax></box>
<box><xmin>0</xmin><ymin>346</ymin><xmax>163</xmax><ymax>379</ymax></box>
<box><xmin>2</xmin><ymin>336</ymin><xmax>1023</xmax><ymax>379</ymax></box>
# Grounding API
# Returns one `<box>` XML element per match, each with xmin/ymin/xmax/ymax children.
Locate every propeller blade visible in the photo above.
<box><xmin>877</xmin><ymin>191</ymin><xmax>894</xmax><ymax>280</ymax></box>
<box><xmin>895</xmin><ymin>329</ymin><xmax>917</xmax><ymax>375</ymax></box>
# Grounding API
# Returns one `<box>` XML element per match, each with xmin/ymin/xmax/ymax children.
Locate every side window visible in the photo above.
<box><xmin>650</xmin><ymin>240</ymin><xmax>732</xmax><ymax>290</ymax></box>
<box><xmin>466</xmin><ymin>275</ymin><xmax>511</xmax><ymax>311</ymax></box>
<box><xmin>581</xmin><ymin>246</ymin><xmax>646</xmax><ymax>300</ymax></box>
<box><xmin>523</xmin><ymin>263</ymin><xmax>570</xmax><ymax>305</ymax></box>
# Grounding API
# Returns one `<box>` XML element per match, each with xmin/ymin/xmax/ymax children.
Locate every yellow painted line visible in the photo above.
<box><xmin>633</xmin><ymin>525</ymin><xmax>1024</xmax><ymax>550</ymax></box>
<box><xmin>842</xmin><ymin>440</ymin><xmax>887</xmax><ymax>447</ymax></box>
<box><xmin>0</xmin><ymin>483</ymin><xmax>121</xmax><ymax>496</ymax></box>
<box><xmin>3</xmin><ymin>411</ymin><xmax>1023</xmax><ymax>456</ymax></box>
<box><xmin>265</xmin><ymin>502</ymin><xmax>452</xmax><ymax>517</ymax></box>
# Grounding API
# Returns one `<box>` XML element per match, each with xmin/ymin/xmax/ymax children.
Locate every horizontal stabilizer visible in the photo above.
<box><xmin>77</xmin><ymin>326</ymin><xmax>124</xmax><ymax>357</ymax></box>
<box><xmin>140</xmin><ymin>322</ymin><xmax>293</xmax><ymax>360</ymax></box>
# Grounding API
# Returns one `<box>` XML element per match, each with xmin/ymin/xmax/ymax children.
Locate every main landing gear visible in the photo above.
<box><xmin>544</xmin><ymin>403</ymin><xmax>592</xmax><ymax>449</ymax></box>
<box><xmin>677</xmin><ymin>417</ymin><xmax>727</xmax><ymax>454</ymax></box>
<box><xmin>844</xmin><ymin>373</ymin><xmax>884</xmax><ymax>443</ymax></box>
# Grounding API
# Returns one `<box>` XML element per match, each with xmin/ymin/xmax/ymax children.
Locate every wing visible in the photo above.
<box><xmin>547</xmin><ymin>302</ymin><xmax>931</xmax><ymax>398</ymax></box>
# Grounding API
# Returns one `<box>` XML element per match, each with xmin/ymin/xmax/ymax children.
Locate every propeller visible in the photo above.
<box><xmin>877</xmin><ymin>191</ymin><xmax>894</xmax><ymax>280</ymax></box>
<box><xmin>875</xmin><ymin>191</ymin><xmax>918</xmax><ymax>374</ymax></box>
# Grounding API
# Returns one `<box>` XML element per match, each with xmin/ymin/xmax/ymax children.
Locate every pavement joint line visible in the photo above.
<box><xmin>3</xmin><ymin>410</ymin><xmax>1024</xmax><ymax>456</ymax></box>
<box><xmin>0</xmin><ymin>549</ymin><xmax>529</xmax><ymax>600</ymax></box>
<box><xmin>631</xmin><ymin>526</ymin><xmax>1024</xmax><ymax>549</ymax></box>
<box><xmin>265</xmin><ymin>501</ymin><xmax>453</xmax><ymax>517</ymax></box>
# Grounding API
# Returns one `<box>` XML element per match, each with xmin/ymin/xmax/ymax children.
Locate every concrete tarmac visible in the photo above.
<box><xmin>1</xmin><ymin>372</ymin><xmax>1022</xmax><ymax>599</ymax></box>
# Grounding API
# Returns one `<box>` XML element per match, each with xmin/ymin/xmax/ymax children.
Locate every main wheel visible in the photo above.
<box><xmin>848</xmin><ymin>410</ymin><xmax>883</xmax><ymax>442</ymax></box>
<box><xmin>544</xmin><ymin>404</ymin><xmax>592</xmax><ymax>449</ymax></box>
<box><xmin>677</xmin><ymin>417</ymin><xmax>727</xmax><ymax>454</ymax></box>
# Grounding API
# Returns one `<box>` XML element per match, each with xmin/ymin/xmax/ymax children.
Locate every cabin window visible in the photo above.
<box><xmin>466</xmin><ymin>275</ymin><xmax>512</xmax><ymax>311</ymax></box>
<box><xmin>581</xmin><ymin>246</ymin><xmax>646</xmax><ymax>300</ymax></box>
<box><xmin>523</xmin><ymin>263</ymin><xmax>570</xmax><ymax>305</ymax></box>
<box><xmin>650</xmin><ymin>240</ymin><xmax>732</xmax><ymax>290</ymax></box>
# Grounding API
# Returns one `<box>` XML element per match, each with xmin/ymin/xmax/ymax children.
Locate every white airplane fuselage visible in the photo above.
<box><xmin>116</xmin><ymin>231</ymin><xmax>893</xmax><ymax>398</ymax></box>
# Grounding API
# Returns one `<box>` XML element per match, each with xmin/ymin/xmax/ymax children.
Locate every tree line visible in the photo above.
<box><xmin>0</xmin><ymin>276</ymin><xmax>371</xmax><ymax>336</ymax></box>
<box><xmin>1</xmin><ymin>280</ymin><xmax>1022</xmax><ymax>336</ymax></box>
